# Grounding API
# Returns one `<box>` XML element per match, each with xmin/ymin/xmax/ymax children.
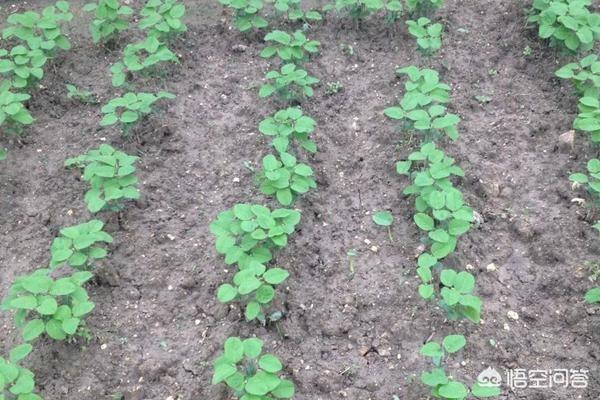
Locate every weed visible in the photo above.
<box><xmin>212</xmin><ymin>337</ymin><xmax>294</xmax><ymax>398</ymax></box>
<box><xmin>1</xmin><ymin>269</ymin><xmax>95</xmax><ymax>342</ymax></box>
<box><xmin>259</xmin><ymin>107</ymin><xmax>317</xmax><ymax>153</ymax></box>
<box><xmin>50</xmin><ymin>220</ymin><xmax>113</xmax><ymax>270</ymax></box>
<box><xmin>260</xmin><ymin>63</ymin><xmax>319</xmax><ymax>103</ymax></box>
<box><xmin>330</xmin><ymin>0</ymin><xmax>403</xmax><ymax>22</ymax></box>
<box><xmin>84</xmin><ymin>0</ymin><xmax>133</xmax><ymax>44</ymax></box>
<box><xmin>406</xmin><ymin>0</ymin><xmax>444</xmax><ymax>16</ymax></box>
<box><xmin>258</xmin><ymin>152</ymin><xmax>317</xmax><ymax>205</ymax></box>
<box><xmin>523</xmin><ymin>45</ymin><xmax>532</xmax><ymax>56</ymax></box>
<box><xmin>65</xmin><ymin>144</ymin><xmax>140</xmax><ymax>213</ymax></box>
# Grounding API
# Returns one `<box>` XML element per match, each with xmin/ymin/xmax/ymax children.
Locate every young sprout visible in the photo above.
<box><xmin>372</xmin><ymin>210</ymin><xmax>394</xmax><ymax>241</ymax></box>
<box><xmin>347</xmin><ymin>248</ymin><xmax>357</xmax><ymax>277</ymax></box>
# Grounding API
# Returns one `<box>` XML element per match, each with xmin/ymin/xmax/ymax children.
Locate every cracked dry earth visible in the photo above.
<box><xmin>0</xmin><ymin>0</ymin><xmax>599</xmax><ymax>399</ymax></box>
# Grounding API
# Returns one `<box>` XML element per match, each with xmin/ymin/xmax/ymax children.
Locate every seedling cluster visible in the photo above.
<box><xmin>84</xmin><ymin>0</ymin><xmax>134</xmax><ymax>44</ymax></box>
<box><xmin>407</xmin><ymin>17</ymin><xmax>443</xmax><ymax>53</ymax></box>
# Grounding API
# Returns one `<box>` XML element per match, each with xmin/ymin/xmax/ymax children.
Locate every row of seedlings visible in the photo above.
<box><xmin>210</xmin><ymin>2</ymin><xmax>323</xmax><ymax>398</ymax></box>
<box><xmin>0</xmin><ymin>1</ymin><xmax>73</xmax><ymax>159</ymax></box>
<box><xmin>528</xmin><ymin>0</ymin><xmax>600</xmax><ymax>303</ymax></box>
<box><xmin>384</xmin><ymin>2</ymin><xmax>500</xmax><ymax>398</ymax></box>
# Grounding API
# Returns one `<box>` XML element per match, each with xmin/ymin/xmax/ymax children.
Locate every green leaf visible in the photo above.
<box><xmin>259</xmin><ymin>354</ymin><xmax>283</xmax><ymax>373</ymax></box>
<box><xmin>438</xmin><ymin>381</ymin><xmax>468</xmax><ymax>399</ymax></box>
<box><xmin>414</xmin><ymin>213</ymin><xmax>434</xmax><ymax>231</ymax></box>
<box><xmin>72</xmin><ymin>301</ymin><xmax>95</xmax><ymax>317</ymax></box>
<box><xmin>10</xmin><ymin>296</ymin><xmax>38</xmax><ymax>310</ymax></box>
<box><xmin>212</xmin><ymin>362</ymin><xmax>237</xmax><ymax>385</ymax></box>
<box><xmin>9</xmin><ymin>343</ymin><xmax>32</xmax><ymax>363</ymax></box>
<box><xmin>245</xmin><ymin>371</ymin><xmax>281</xmax><ymax>396</ymax></box>
<box><xmin>420</xmin><ymin>341</ymin><xmax>443</xmax><ymax>358</ymax></box>
<box><xmin>22</xmin><ymin>276</ymin><xmax>52</xmax><ymax>294</ymax></box>
<box><xmin>224</xmin><ymin>337</ymin><xmax>245</xmax><ymax>363</ymax></box>
<box><xmin>23</xmin><ymin>319</ymin><xmax>45</xmax><ymax>341</ymax></box>
<box><xmin>272</xmin><ymin>378</ymin><xmax>295</xmax><ymax>398</ymax></box>
<box><xmin>217</xmin><ymin>284</ymin><xmax>237</xmax><ymax>303</ymax></box>
<box><xmin>36</xmin><ymin>296</ymin><xmax>58</xmax><ymax>315</ymax></box>
<box><xmin>245</xmin><ymin>301</ymin><xmax>261</xmax><ymax>320</ymax></box>
<box><xmin>372</xmin><ymin>211</ymin><xmax>393</xmax><ymax>226</ymax></box>
<box><xmin>263</xmin><ymin>268</ymin><xmax>289</xmax><ymax>284</ymax></box>
<box><xmin>62</xmin><ymin>317</ymin><xmax>80</xmax><ymax>335</ymax></box>
<box><xmin>243</xmin><ymin>337</ymin><xmax>263</xmax><ymax>358</ymax></box>
<box><xmin>255</xmin><ymin>285</ymin><xmax>275</xmax><ymax>304</ymax></box>
<box><xmin>442</xmin><ymin>335</ymin><xmax>466</xmax><ymax>353</ymax></box>
<box><xmin>585</xmin><ymin>287</ymin><xmax>600</xmax><ymax>303</ymax></box>
<box><xmin>471</xmin><ymin>382</ymin><xmax>502</xmax><ymax>397</ymax></box>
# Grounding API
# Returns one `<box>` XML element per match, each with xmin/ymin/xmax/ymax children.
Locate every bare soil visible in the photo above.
<box><xmin>1</xmin><ymin>1</ymin><xmax>599</xmax><ymax>399</ymax></box>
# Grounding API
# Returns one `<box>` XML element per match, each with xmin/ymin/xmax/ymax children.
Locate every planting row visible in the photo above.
<box><xmin>528</xmin><ymin>0</ymin><xmax>600</xmax><ymax>302</ymax></box>
<box><xmin>1</xmin><ymin>1</ymin><xmax>187</xmax><ymax>398</ymax></box>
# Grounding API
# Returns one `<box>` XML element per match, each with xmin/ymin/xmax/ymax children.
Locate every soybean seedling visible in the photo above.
<box><xmin>139</xmin><ymin>0</ymin><xmax>187</xmax><ymax>41</ymax></box>
<box><xmin>261</xmin><ymin>30</ymin><xmax>320</xmax><ymax>64</ymax></box>
<box><xmin>212</xmin><ymin>337</ymin><xmax>295</xmax><ymax>398</ymax></box>
<box><xmin>84</xmin><ymin>0</ymin><xmax>134</xmax><ymax>44</ymax></box>
<box><xmin>569</xmin><ymin>158</ymin><xmax>600</xmax><ymax>230</ymax></box>
<box><xmin>0</xmin><ymin>344</ymin><xmax>42</xmax><ymax>400</ymax></box>
<box><xmin>406</xmin><ymin>17</ymin><xmax>443</xmax><ymax>54</ymax></box>
<box><xmin>99</xmin><ymin>91</ymin><xmax>175</xmax><ymax>135</ymax></box>
<box><xmin>0</xmin><ymin>45</ymin><xmax>47</xmax><ymax>89</ymax></box>
<box><xmin>528</xmin><ymin>0</ymin><xmax>600</xmax><ymax>53</ymax></box>
<box><xmin>268</xmin><ymin>0</ymin><xmax>322</xmax><ymax>22</ymax></box>
<box><xmin>217</xmin><ymin>265</ymin><xmax>290</xmax><ymax>322</ymax></box>
<box><xmin>257</xmin><ymin>152</ymin><xmax>317</xmax><ymax>206</ymax></box>
<box><xmin>50</xmin><ymin>219</ymin><xmax>113</xmax><ymax>270</ymax></box>
<box><xmin>373</xmin><ymin>210</ymin><xmax>394</xmax><ymax>241</ymax></box>
<box><xmin>406</xmin><ymin>0</ymin><xmax>443</xmax><ymax>16</ymax></box>
<box><xmin>260</xmin><ymin>63</ymin><xmax>319</xmax><ymax>104</ymax></box>
<box><xmin>259</xmin><ymin>107</ymin><xmax>317</xmax><ymax>153</ymax></box>
<box><xmin>331</xmin><ymin>0</ymin><xmax>403</xmax><ymax>23</ymax></box>
<box><xmin>573</xmin><ymin>96</ymin><xmax>600</xmax><ymax>143</ymax></box>
<box><xmin>0</xmin><ymin>81</ymin><xmax>34</xmax><ymax>135</ymax></box>
<box><xmin>556</xmin><ymin>54</ymin><xmax>600</xmax><ymax>98</ymax></box>
<box><xmin>219</xmin><ymin>0</ymin><xmax>268</xmax><ymax>32</ymax></box>
<box><xmin>66</xmin><ymin>84</ymin><xmax>97</xmax><ymax>104</ymax></box>
<box><xmin>421</xmin><ymin>335</ymin><xmax>501</xmax><ymax>398</ymax></box>
<box><xmin>1</xmin><ymin>269</ymin><xmax>95</xmax><ymax>342</ymax></box>
<box><xmin>65</xmin><ymin>144</ymin><xmax>140</xmax><ymax>213</ymax></box>
<box><xmin>2</xmin><ymin>1</ymin><xmax>73</xmax><ymax>57</ymax></box>
<box><xmin>210</xmin><ymin>204</ymin><xmax>302</xmax><ymax>270</ymax></box>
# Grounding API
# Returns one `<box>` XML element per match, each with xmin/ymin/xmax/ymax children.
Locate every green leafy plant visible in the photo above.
<box><xmin>111</xmin><ymin>36</ymin><xmax>179</xmax><ymax>87</ymax></box>
<box><xmin>258</xmin><ymin>107</ymin><xmax>317</xmax><ymax>153</ymax></box>
<box><xmin>528</xmin><ymin>0</ymin><xmax>600</xmax><ymax>52</ymax></box>
<box><xmin>569</xmin><ymin>158</ymin><xmax>600</xmax><ymax>231</ymax></box>
<box><xmin>65</xmin><ymin>144</ymin><xmax>140</xmax><ymax>213</ymax></box>
<box><xmin>212</xmin><ymin>337</ymin><xmax>295</xmax><ymax>399</ymax></box>
<box><xmin>268</xmin><ymin>0</ymin><xmax>322</xmax><ymax>22</ymax></box>
<box><xmin>0</xmin><ymin>45</ymin><xmax>47</xmax><ymax>89</ymax></box>
<box><xmin>50</xmin><ymin>220</ymin><xmax>113</xmax><ymax>270</ymax></box>
<box><xmin>217</xmin><ymin>265</ymin><xmax>289</xmax><ymax>322</ymax></box>
<box><xmin>219</xmin><ymin>0</ymin><xmax>268</xmax><ymax>32</ymax></box>
<box><xmin>421</xmin><ymin>335</ymin><xmax>500</xmax><ymax>399</ymax></box>
<box><xmin>573</xmin><ymin>95</ymin><xmax>600</xmax><ymax>142</ymax></box>
<box><xmin>406</xmin><ymin>0</ymin><xmax>444</xmax><ymax>15</ymax></box>
<box><xmin>556</xmin><ymin>54</ymin><xmax>600</xmax><ymax>97</ymax></box>
<box><xmin>0</xmin><ymin>344</ymin><xmax>42</xmax><ymax>400</ymax></box>
<box><xmin>384</xmin><ymin>66</ymin><xmax>460</xmax><ymax>141</ymax></box>
<box><xmin>0</xmin><ymin>81</ymin><xmax>34</xmax><ymax>135</ymax></box>
<box><xmin>260</xmin><ymin>30</ymin><xmax>320</xmax><ymax>64</ymax></box>
<box><xmin>260</xmin><ymin>63</ymin><xmax>319</xmax><ymax>103</ymax></box>
<box><xmin>66</xmin><ymin>84</ymin><xmax>97</xmax><ymax>104</ymax></box>
<box><xmin>210</xmin><ymin>204</ymin><xmax>302</xmax><ymax>270</ymax></box>
<box><xmin>84</xmin><ymin>0</ymin><xmax>133</xmax><ymax>44</ymax></box>
<box><xmin>373</xmin><ymin>210</ymin><xmax>394</xmax><ymax>241</ymax></box>
<box><xmin>139</xmin><ymin>0</ymin><xmax>187</xmax><ymax>40</ymax></box>
<box><xmin>331</xmin><ymin>0</ymin><xmax>403</xmax><ymax>22</ymax></box>
<box><xmin>406</xmin><ymin>17</ymin><xmax>443</xmax><ymax>53</ymax></box>
<box><xmin>1</xmin><ymin>269</ymin><xmax>95</xmax><ymax>342</ymax></box>
<box><xmin>258</xmin><ymin>153</ymin><xmax>316</xmax><ymax>206</ymax></box>
<box><xmin>99</xmin><ymin>91</ymin><xmax>175</xmax><ymax>134</ymax></box>
<box><xmin>585</xmin><ymin>286</ymin><xmax>600</xmax><ymax>303</ymax></box>
<box><xmin>2</xmin><ymin>1</ymin><xmax>73</xmax><ymax>56</ymax></box>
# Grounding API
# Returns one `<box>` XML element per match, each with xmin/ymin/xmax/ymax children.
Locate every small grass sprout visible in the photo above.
<box><xmin>50</xmin><ymin>220</ymin><xmax>113</xmax><ymax>270</ymax></box>
<box><xmin>65</xmin><ymin>144</ymin><xmax>140</xmax><ymax>213</ymax></box>
<box><xmin>100</xmin><ymin>91</ymin><xmax>175</xmax><ymax>134</ymax></box>
<box><xmin>2</xmin><ymin>1</ymin><xmax>73</xmax><ymax>56</ymax></box>
<box><xmin>406</xmin><ymin>17</ymin><xmax>443</xmax><ymax>53</ymax></box>
<box><xmin>260</xmin><ymin>63</ymin><xmax>319</xmax><ymax>103</ymax></box>
<box><xmin>111</xmin><ymin>36</ymin><xmax>178</xmax><ymax>87</ymax></box>
<box><xmin>259</xmin><ymin>107</ymin><xmax>317</xmax><ymax>153</ymax></box>
<box><xmin>260</xmin><ymin>30</ymin><xmax>320</xmax><ymax>64</ymax></box>
<box><xmin>218</xmin><ymin>0</ymin><xmax>268</xmax><ymax>32</ymax></box>
<box><xmin>0</xmin><ymin>345</ymin><xmax>42</xmax><ymax>400</ymax></box>
<box><xmin>556</xmin><ymin>54</ymin><xmax>600</xmax><ymax>97</ymax></box>
<box><xmin>212</xmin><ymin>337</ymin><xmax>295</xmax><ymax>399</ymax></box>
<box><xmin>528</xmin><ymin>0</ymin><xmax>600</xmax><ymax>52</ymax></box>
<box><xmin>217</xmin><ymin>265</ymin><xmax>290</xmax><ymax>322</ymax></box>
<box><xmin>210</xmin><ymin>204</ymin><xmax>302</xmax><ymax>269</ymax></box>
<box><xmin>84</xmin><ymin>0</ymin><xmax>133</xmax><ymax>44</ymax></box>
<box><xmin>258</xmin><ymin>152</ymin><xmax>317</xmax><ymax>206</ymax></box>
<box><xmin>140</xmin><ymin>0</ymin><xmax>187</xmax><ymax>41</ymax></box>
<box><xmin>0</xmin><ymin>45</ymin><xmax>47</xmax><ymax>89</ymax></box>
<box><xmin>1</xmin><ymin>269</ymin><xmax>95</xmax><ymax>342</ymax></box>
<box><xmin>384</xmin><ymin>66</ymin><xmax>460</xmax><ymax>141</ymax></box>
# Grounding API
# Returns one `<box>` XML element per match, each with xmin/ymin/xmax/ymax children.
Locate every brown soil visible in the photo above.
<box><xmin>1</xmin><ymin>1</ymin><xmax>599</xmax><ymax>399</ymax></box>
